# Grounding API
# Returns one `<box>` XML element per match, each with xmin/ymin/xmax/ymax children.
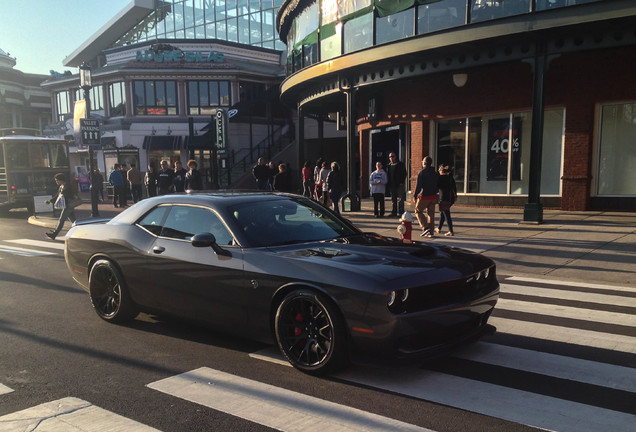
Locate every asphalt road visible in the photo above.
<box><xmin>1</xmin><ymin>211</ymin><xmax>634</xmax><ymax>432</ymax></box>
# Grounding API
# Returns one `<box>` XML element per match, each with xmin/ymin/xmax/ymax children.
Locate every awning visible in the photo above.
<box><xmin>143</xmin><ymin>135</ymin><xmax>182</xmax><ymax>150</ymax></box>
<box><xmin>184</xmin><ymin>132</ymin><xmax>215</xmax><ymax>149</ymax></box>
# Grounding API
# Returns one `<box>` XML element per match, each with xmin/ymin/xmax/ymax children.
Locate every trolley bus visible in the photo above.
<box><xmin>0</xmin><ymin>128</ymin><xmax>71</xmax><ymax>214</ymax></box>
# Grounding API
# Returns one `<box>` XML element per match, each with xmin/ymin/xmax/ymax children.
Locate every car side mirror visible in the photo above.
<box><xmin>191</xmin><ymin>232</ymin><xmax>231</xmax><ymax>257</ymax></box>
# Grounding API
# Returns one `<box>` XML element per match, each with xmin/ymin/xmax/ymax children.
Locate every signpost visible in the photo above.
<box><xmin>80</xmin><ymin>118</ymin><xmax>100</xmax><ymax>145</ymax></box>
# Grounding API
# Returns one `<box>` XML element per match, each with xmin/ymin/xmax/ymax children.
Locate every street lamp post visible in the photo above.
<box><xmin>80</xmin><ymin>62</ymin><xmax>99</xmax><ymax>217</ymax></box>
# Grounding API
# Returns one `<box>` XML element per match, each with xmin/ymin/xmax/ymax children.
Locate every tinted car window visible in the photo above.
<box><xmin>161</xmin><ymin>205</ymin><xmax>234</xmax><ymax>245</ymax></box>
<box><xmin>137</xmin><ymin>205</ymin><xmax>170</xmax><ymax>235</ymax></box>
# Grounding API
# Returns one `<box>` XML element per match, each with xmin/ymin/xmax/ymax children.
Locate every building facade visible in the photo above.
<box><xmin>277</xmin><ymin>0</ymin><xmax>636</xmax><ymax>212</ymax></box>
<box><xmin>41</xmin><ymin>0</ymin><xmax>290</xmax><ymax>190</ymax></box>
<box><xmin>0</xmin><ymin>49</ymin><xmax>51</xmax><ymax>132</ymax></box>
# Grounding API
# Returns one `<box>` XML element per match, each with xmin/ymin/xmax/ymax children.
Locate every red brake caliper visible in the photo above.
<box><xmin>294</xmin><ymin>312</ymin><xmax>303</xmax><ymax>336</ymax></box>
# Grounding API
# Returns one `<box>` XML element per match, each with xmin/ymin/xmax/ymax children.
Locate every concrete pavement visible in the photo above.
<box><xmin>28</xmin><ymin>196</ymin><xmax>636</xmax><ymax>287</ymax></box>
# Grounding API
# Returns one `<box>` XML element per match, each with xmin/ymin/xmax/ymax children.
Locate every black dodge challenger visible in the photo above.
<box><xmin>64</xmin><ymin>192</ymin><xmax>499</xmax><ymax>374</ymax></box>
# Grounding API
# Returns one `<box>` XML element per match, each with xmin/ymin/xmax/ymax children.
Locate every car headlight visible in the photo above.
<box><xmin>387</xmin><ymin>289</ymin><xmax>409</xmax><ymax>313</ymax></box>
<box><xmin>387</xmin><ymin>290</ymin><xmax>397</xmax><ymax>307</ymax></box>
<box><xmin>483</xmin><ymin>267</ymin><xmax>490</xmax><ymax>279</ymax></box>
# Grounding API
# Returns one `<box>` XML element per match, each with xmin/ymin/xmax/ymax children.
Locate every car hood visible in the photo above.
<box><xmin>271</xmin><ymin>233</ymin><xmax>492</xmax><ymax>286</ymax></box>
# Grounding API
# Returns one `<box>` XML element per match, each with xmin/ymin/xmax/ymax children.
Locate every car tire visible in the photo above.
<box><xmin>275</xmin><ymin>290</ymin><xmax>349</xmax><ymax>375</ymax></box>
<box><xmin>88</xmin><ymin>259</ymin><xmax>138</xmax><ymax>323</ymax></box>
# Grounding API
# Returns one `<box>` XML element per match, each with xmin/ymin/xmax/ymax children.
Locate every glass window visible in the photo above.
<box><xmin>343</xmin><ymin>13</ymin><xmax>372</xmax><ymax>54</ymax></box>
<box><xmin>470</xmin><ymin>0</ymin><xmax>530</xmax><ymax>24</ymax></box>
<box><xmin>29</xmin><ymin>143</ymin><xmax>51</xmax><ymax>168</ymax></box>
<box><xmin>376</xmin><ymin>8</ymin><xmax>414</xmax><ymax>45</ymax></box>
<box><xmin>187</xmin><ymin>81</ymin><xmax>231</xmax><ymax>115</ymax></box>
<box><xmin>535</xmin><ymin>0</ymin><xmax>598</xmax><ymax>11</ymax></box>
<box><xmin>5</xmin><ymin>143</ymin><xmax>29</xmax><ymax>168</ymax></box>
<box><xmin>238</xmin><ymin>14</ymin><xmax>250</xmax><ymax>44</ymax></box>
<box><xmin>161</xmin><ymin>205</ymin><xmax>233</xmax><ymax>242</ymax></box>
<box><xmin>598</xmin><ymin>103</ymin><xmax>636</xmax><ymax>195</ymax></box>
<box><xmin>134</xmin><ymin>81</ymin><xmax>178</xmax><ymax>115</ymax></box>
<box><xmin>51</xmin><ymin>143</ymin><xmax>69</xmax><ymax>168</ymax></box>
<box><xmin>138</xmin><ymin>205</ymin><xmax>170</xmax><ymax>236</ymax></box>
<box><xmin>55</xmin><ymin>91</ymin><xmax>72</xmax><ymax>122</ymax></box>
<box><xmin>250</xmin><ymin>12</ymin><xmax>262</xmax><ymax>44</ymax></box>
<box><xmin>540</xmin><ymin>109</ymin><xmax>565</xmax><ymax>195</ymax></box>
<box><xmin>108</xmin><ymin>82</ymin><xmax>126</xmax><ymax>117</ymax></box>
<box><xmin>418</xmin><ymin>0</ymin><xmax>466</xmax><ymax>34</ymax></box>
<box><xmin>227</xmin><ymin>17</ymin><xmax>238</xmax><ymax>42</ymax></box>
<box><xmin>321</xmin><ymin>24</ymin><xmax>342</xmax><ymax>61</ymax></box>
<box><xmin>262</xmin><ymin>9</ymin><xmax>275</xmax><ymax>42</ymax></box>
<box><xmin>437</xmin><ymin>119</ymin><xmax>467</xmax><ymax>194</ymax></box>
<box><xmin>321</xmin><ymin>0</ymin><xmax>339</xmax><ymax>25</ymax></box>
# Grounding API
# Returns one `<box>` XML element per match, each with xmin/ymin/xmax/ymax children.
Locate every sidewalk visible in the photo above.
<box><xmin>29</xmin><ymin>197</ymin><xmax>636</xmax><ymax>287</ymax></box>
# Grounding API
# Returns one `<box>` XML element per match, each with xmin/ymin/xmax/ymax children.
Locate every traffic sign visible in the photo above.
<box><xmin>80</xmin><ymin>118</ymin><xmax>100</xmax><ymax>145</ymax></box>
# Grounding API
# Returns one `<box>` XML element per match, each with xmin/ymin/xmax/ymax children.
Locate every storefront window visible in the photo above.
<box><xmin>376</xmin><ymin>8</ymin><xmax>414</xmax><ymax>45</ymax></box>
<box><xmin>321</xmin><ymin>23</ymin><xmax>342</xmax><ymax>61</ymax></box>
<box><xmin>188</xmin><ymin>81</ymin><xmax>231</xmax><ymax>115</ymax></box>
<box><xmin>418</xmin><ymin>0</ymin><xmax>466</xmax><ymax>35</ymax></box>
<box><xmin>437</xmin><ymin>109</ymin><xmax>564</xmax><ymax>196</ymax></box>
<box><xmin>343</xmin><ymin>13</ymin><xmax>373</xmax><ymax>54</ymax></box>
<box><xmin>598</xmin><ymin>103</ymin><xmax>636</xmax><ymax>195</ymax></box>
<box><xmin>55</xmin><ymin>91</ymin><xmax>72</xmax><ymax>122</ymax></box>
<box><xmin>108</xmin><ymin>82</ymin><xmax>126</xmax><ymax>117</ymax></box>
<box><xmin>134</xmin><ymin>80</ymin><xmax>178</xmax><ymax>115</ymax></box>
<box><xmin>89</xmin><ymin>85</ymin><xmax>104</xmax><ymax>115</ymax></box>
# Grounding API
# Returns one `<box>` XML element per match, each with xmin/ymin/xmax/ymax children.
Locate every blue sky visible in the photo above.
<box><xmin>0</xmin><ymin>0</ymin><xmax>131</xmax><ymax>75</ymax></box>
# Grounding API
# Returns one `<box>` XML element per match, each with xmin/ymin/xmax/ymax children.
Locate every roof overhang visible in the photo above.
<box><xmin>63</xmin><ymin>0</ymin><xmax>155</xmax><ymax>68</ymax></box>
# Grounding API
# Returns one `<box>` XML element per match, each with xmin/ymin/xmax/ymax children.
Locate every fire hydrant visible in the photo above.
<box><xmin>397</xmin><ymin>211</ymin><xmax>414</xmax><ymax>242</ymax></box>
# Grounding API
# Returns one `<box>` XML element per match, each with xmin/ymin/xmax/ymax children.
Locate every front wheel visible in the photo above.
<box><xmin>275</xmin><ymin>290</ymin><xmax>349</xmax><ymax>375</ymax></box>
<box><xmin>89</xmin><ymin>259</ymin><xmax>138</xmax><ymax>323</ymax></box>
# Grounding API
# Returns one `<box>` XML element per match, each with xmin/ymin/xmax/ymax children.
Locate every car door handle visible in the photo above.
<box><xmin>152</xmin><ymin>246</ymin><xmax>165</xmax><ymax>254</ymax></box>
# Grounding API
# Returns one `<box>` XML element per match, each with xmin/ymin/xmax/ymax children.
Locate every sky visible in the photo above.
<box><xmin>0</xmin><ymin>0</ymin><xmax>132</xmax><ymax>75</ymax></box>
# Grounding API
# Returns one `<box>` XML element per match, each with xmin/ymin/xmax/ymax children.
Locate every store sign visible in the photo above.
<box><xmin>135</xmin><ymin>49</ymin><xmax>224</xmax><ymax>63</ymax></box>
<box><xmin>215</xmin><ymin>108</ymin><xmax>227</xmax><ymax>151</ymax></box>
<box><xmin>486</xmin><ymin>118</ymin><xmax>521</xmax><ymax>181</ymax></box>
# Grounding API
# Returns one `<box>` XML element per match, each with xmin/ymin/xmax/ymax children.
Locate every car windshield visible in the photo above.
<box><xmin>228</xmin><ymin>197</ymin><xmax>359</xmax><ymax>247</ymax></box>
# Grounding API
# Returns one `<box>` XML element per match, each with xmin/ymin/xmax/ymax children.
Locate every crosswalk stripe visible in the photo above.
<box><xmin>0</xmin><ymin>383</ymin><xmax>13</xmax><ymax>395</ymax></box>
<box><xmin>452</xmin><ymin>342</ymin><xmax>636</xmax><ymax>392</ymax></box>
<box><xmin>506</xmin><ymin>276</ymin><xmax>635</xmax><ymax>292</ymax></box>
<box><xmin>336</xmin><ymin>365</ymin><xmax>636</xmax><ymax>432</ymax></box>
<box><xmin>500</xmin><ymin>283</ymin><xmax>636</xmax><ymax>307</ymax></box>
<box><xmin>148</xmin><ymin>367</ymin><xmax>435</xmax><ymax>432</ymax></box>
<box><xmin>489</xmin><ymin>316</ymin><xmax>636</xmax><ymax>353</ymax></box>
<box><xmin>0</xmin><ymin>245</ymin><xmax>56</xmax><ymax>257</ymax></box>
<box><xmin>0</xmin><ymin>397</ymin><xmax>159</xmax><ymax>431</ymax></box>
<box><xmin>496</xmin><ymin>298</ymin><xmax>636</xmax><ymax>326</ymax></box>
<box><xmin>5</xmin><ymin>239</ymin><xmax>65</xmax><ymax>250</ymax></box>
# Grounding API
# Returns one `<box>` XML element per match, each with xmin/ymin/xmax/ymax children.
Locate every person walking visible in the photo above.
<box><xmin>318</xmin><ymin>161</ymin><xmax>331</xmax><ymax>207</ymax></box>
<box><xmin>436</xmin><ymin>164</ymin><xmax>457</xmax><ymax>236</ymax></box>
<box><xmin>412</xmin><ymin>156</ymin><xmax>439</xmax><ymax>238</ymax></box>
<box><xmin>90</xmin><ymin>167</ymin><xmax>103</xmax><ymax>203</ymax></box>
<box><xmin>45</xmin><ymin>173</ymin><xmax>77</xmax><ymax>240</ymax></box>
<box><xmin>108</xmin><ymin>164</ymin><xmax>126</xmax><ymax>208</ymax></box>
<box><xmin>145</xmin><ymin>162</ymin><xmax>158</xmax><ymax>197</ymax></box>
<box><xmin>127</xmin><ymin>163</ymin><xmax>143</xmax><ymax>202</ymax></box>
<box><xmin>252</xmin><ymin>157</ymin><xmax>270</xmax><ymax>190</ymax></box>
<box><xmin>313</xmin><ymin>157</ymin><xmax>324</xmax><ymax>201</ymax></box>
<box><xmin>302</xmin><ymin>160</ymin><xmax>313</xmax><ymax>197</ymax></box>
<box><xmin>369</xmin><ymin>161</ymin><xmax>388</xmax><ymax>218</ymax></box>
<box><xmin>327</xmin><ymin>161</ymin><xmax>343</xmax><ymax>215</ymax></box>
<box><xmin>387</xmin><ymin>152</ymin><xmax>407</xmax><ymax>217</ymax></box>
<box><xmin>157</xmin><ymin>160</ymin><xmax>174</xmax><ymax>195</ymax></box>
<box><xmin>185</xmin><ymin>159</ymin><xmax>203</xmax><ymax>191</ymax></box>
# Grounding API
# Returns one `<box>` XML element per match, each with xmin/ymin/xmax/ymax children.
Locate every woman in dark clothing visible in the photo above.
<box><xmin>326</xmin><ymin>161</ymin><xmax>343</xmax><ymax>215</ymax></box>
<box><xmin>185</xmin><ymin>159</ymin><xmax>203</xmax><ymax>190</ymax></box>
<box><xmin>145</xmin><ymin>162</ymin><xmax>158</xmax><ymax>197</ymax></box>
<box><xmin>437</xmin><ymin>165</ymin><xmax>457</xmax><ymax>236</ymax></box>
<box><xmin>45</xmin><ymin>173</ymin><xmax>77</xmax><ymax>240</ymax></box>
<box><xmin>273</xmin><ymin>163</ymin><xmax>292</xmax><ymax>192</ymax></box>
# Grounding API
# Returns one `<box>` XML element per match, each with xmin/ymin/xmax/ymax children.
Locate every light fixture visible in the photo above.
<box><xmin>452</xmin><ymin>73</ymin><xmax>468</xmax><ymax>88</ymax></box>
<box><xmin>151</xmin><ymin>127</ymin><xmax>156</xmax><ymax>135</ymax></box>
<box><xmin>167</xmin><ymin>126</ymin><xmax>172</xmax><ymax>135</ymax></box>
<box><xmin>79</xmin><ymin>62</ymin><xmax>92</xmax><ymax>90</ymax></box>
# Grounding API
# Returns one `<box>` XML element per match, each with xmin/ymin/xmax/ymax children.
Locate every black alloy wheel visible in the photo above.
<box><xmin>275</xmin><ymin>290</ymin><xmax>348</xmax><ymax>375</ymax></box>
<box><xmin>88</xmin><ymin>259</ymin><xmax>137</xmax><ymax>323</ymax></box>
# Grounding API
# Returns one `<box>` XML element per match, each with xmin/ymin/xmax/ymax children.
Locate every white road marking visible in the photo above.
<box><xmin>5</xmin><ymin>239</ymin><xmax>65</xmax><ymax>250</ymax></box>
<box><xmin>489</xmin><ymin>316</ymin><xmax>636</xmax><ymax>353</ymax></box>
<box><xmin>0</xmin><ymin>397</ymin><xmax>160</xmax><ymax>431</ymax></box>
<box><xmin>148</xmin><ymin>367</ymin><xmax>435</xmax><ymax>432</ymax></box>
<box><xmin>506</xmin><ymin>276</ymin><xmax>636</xmax><ymax>292</ymax></box>
<box><xmin>496</xmin><ymin>297</ymin><xmax>635</xmax><ymax>326</ymax></box>
<box><xmin>452</xmin><ymin>342</ymin><xmax>636</xmax><ymax>392</ymax></box>
<box><xmin>0</xmin><ymin>383</ymin><xmax>13</xmax><ymax>395</ymax></box>
<box><xmin>0</xmin><ymin>245</ymin><xmax>56</xmax><ymax>257</ymax></box>
<box><xmin>336</xmin><ymin>365</ymin><xmax>636</xmax><ymax>432</ymax></box>
<box><xmin>500</xmin><ymin>283</ymin><xmax>636</xmax><ymax>307</ymax></box>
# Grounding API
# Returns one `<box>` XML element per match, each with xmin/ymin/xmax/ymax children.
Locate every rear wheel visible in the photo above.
<box><xmin>88</xmin><ymin>259</ymin><xmax>138</xmax><ymax>323</ymax></box>
<box><xmin>275</xmin><ymin>290</ymin><xmax>348</xmax><ymax>375</ymax></box>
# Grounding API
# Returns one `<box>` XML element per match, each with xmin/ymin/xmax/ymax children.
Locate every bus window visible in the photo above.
<box><xmin>51</xmin><ymin>143</ymin><xmax>69</xmax><ymax>168</ymax></box>
<box><xmin>30</xmin><ymin>143</ymin><xmax>51</xmax><ymax>168</ymax></box>
<box><xmin>6</xmin><ymin>143</ymin><xmax>28</xmax><ymax>168</ymax></box>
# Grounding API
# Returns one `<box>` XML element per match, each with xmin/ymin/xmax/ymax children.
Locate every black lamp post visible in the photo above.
<box><xmin>80</xmin><ymin>62</ymin><xmax>99</xmax><ymax>217</ymax></box>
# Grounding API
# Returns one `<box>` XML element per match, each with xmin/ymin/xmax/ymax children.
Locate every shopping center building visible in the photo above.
<box><xmin>42</xmin><ymin>0</ymin><xmax>292</xmax><ymax>190</ymax></box>
<box><xmin>277</xmin><ymin>0</ymin><xmax>636</xmax><ymax>213</ymax></box>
